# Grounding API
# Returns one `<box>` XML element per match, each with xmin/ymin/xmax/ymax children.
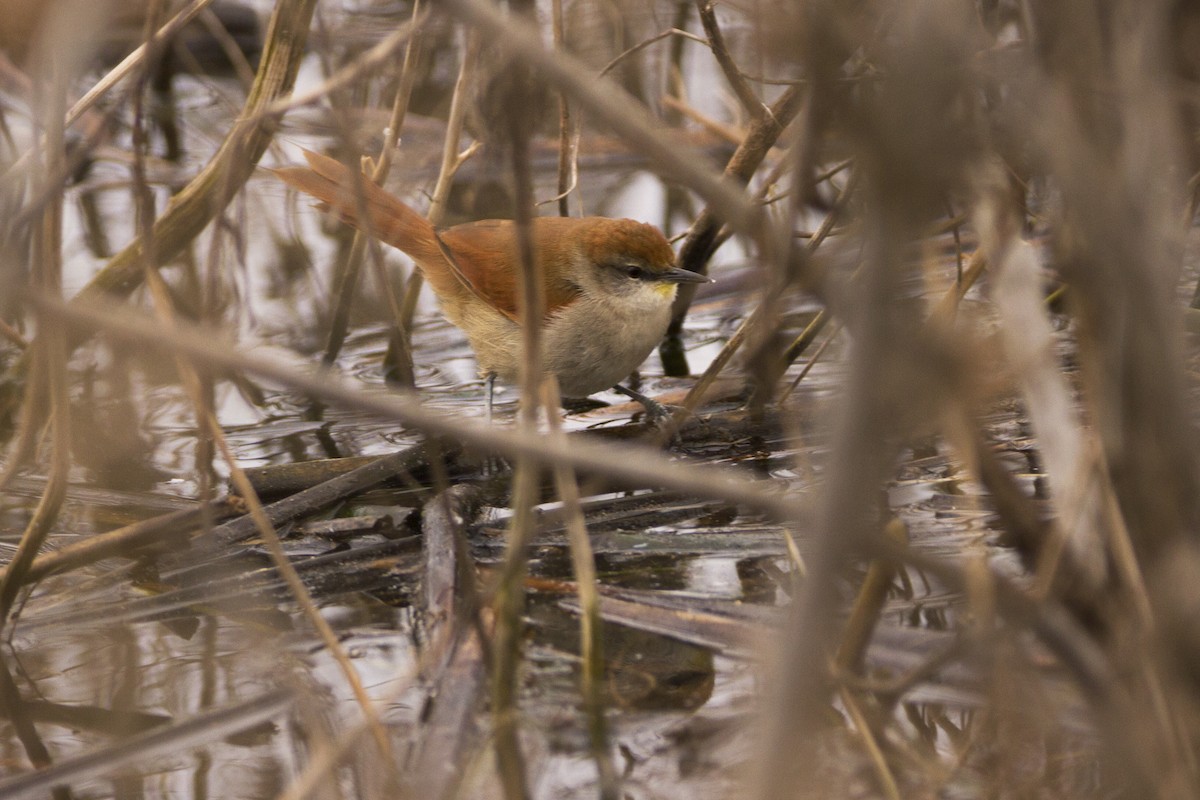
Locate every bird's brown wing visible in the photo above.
<box><xmin>437</xmin><ymin>220</ymin><xmax>582</xmax><ymax>322</ymax></box>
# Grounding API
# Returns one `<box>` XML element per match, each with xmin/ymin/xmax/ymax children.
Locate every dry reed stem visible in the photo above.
<box><xmin>695</xmin><ymin>0</ymin><xmax>764</xmax><ymax>121</ymax></box>
<box><xmin>492</xmin><ymin>450</ymin><xmax>536</xmax><ymax>800</ymax></box>
<box><xmin>0</xmin><ymin>0</ymin><xmax>219</xmax><ymax>195</ymax></box>
<box><xmin>662</xmin><ymin>165</ymin><xmax>851</xmax><ymax>435</ymax></box>
<box><xmin>64</xmin><ymin>0</ymin><xmax>217</xmax><ymax>128</ymax></box>
<box><xmin>0</xmin><ymin>690</ymin><xmax>294</xmax><ymax>800</ymax></box>
<box><xmin>974</xmin><ymin>167</ymin><xmax>1109</xmax><ymax>592</ymax></box>
<box><xmin>929</xmin><ymin>248</ymin><xmax>986</xmax><ymax>322</ymax></box>
<box><xmin>0</xmin><ymin>47</ymin><xmax>73</xmax><ymax>797</ymax></box>
<box><xmin>835</xmin><ymin>518</ymin><xmax>907</xmax><ymax>675</ymax></box>
<box><xmin>550</xmin><ymin>0</ymin><xmax>578</xmax><ymax>216</ymax></box>
<box><xmin>319</xmin><ymin>6</ymin><xmax>426</xmax><ymax>379</ymax></box>
<box><xmin>0</xmin><ymin>45</ymin><xmax>71</xmax><ymax>628</ymax></box>
<box><xmin>277</xmin><ymin>535</ymin><xmax>487</xmax><ymax>800</ymax></box>
<box><xmin>491</xmin><ymin>25</ymin><xmax>543</xmax><ymax>795</ymax></box>
<box><xmin>307</xmin><ymin>13</ymin><xmax>423</xmax><ymax>368</ymax></box>
<box><xmin>0</xmin><ymin>318</ymin><xmax>28</xmax><ymax>349</ymax></box>
<box><xmin>65</xmin><ymin>0</ymin><xmax>316</xmax><ymax>305</ymax></box>
<box><xmin>215</xmin><ymin>411</ymin><xmax>401</xmax><ymax>773</ymax></box>
<box><xmin>38</xmin><ymin>293</ymin><xmax>807</xmax><ymax>522</ymax></box>
<box><xmin>753</xmin><ymin>79</ymin><xmax>945</xmax><ymax>789</ymax></box>
<box><xmin>777</xmin><ymin>318</ymin><xmax>839</xmax><ymax>403</ymax></box>
<box><xmin>0</xmin><ymin>657</ymin><xmax>64</xmax><ymax>800</ymax></box>
<box><xmin>123</xmin><ymin>44</ymin><xmax>399</xmax><ymax>768</ymax></box>
<box><xmin>666</xmin><ymin>83</ymin><xmax>805</xmax><ymax>349</ymax></box>
<box><xmin>542</xmin><ymin>378</ymin><xmax>619</xmax><ymax>800</ymax></box>
<box><xmin>838</xmin><ymin>686</ymin><xmax>902</xmax><ymax>800</ymax></box>
<box><xmin>0</xmin><ymin>504</ymin><xmax>229</xmax><ymax>587</ymax></box>
<box><xmin>660</xmin><ymin>94</ymin><xmax>751</xmax><ymax>147</ymax></box>
<box><xmin>194</xmin><ymin>6</ymin><xmax>258</xmax><ymax>88</ymax></box>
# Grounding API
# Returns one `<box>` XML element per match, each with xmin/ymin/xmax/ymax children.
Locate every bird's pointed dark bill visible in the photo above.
<box><xmin>657</xmin><ymin>266</ymin><xmax>713</xmax><ymax>284</ymax></box>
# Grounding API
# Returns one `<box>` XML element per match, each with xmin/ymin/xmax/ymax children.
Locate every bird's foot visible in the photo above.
<box><xmin>611</xmin><ymin>384</ymin><xmax>689</xmax><ymax>436</ymax></box>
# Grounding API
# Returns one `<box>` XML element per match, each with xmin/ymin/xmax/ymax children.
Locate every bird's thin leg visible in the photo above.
<box><xmin>483</xmin><ymin>372</ymin><xmax>504</xmax><ymax>475</ymax></box>
<box><xmin>486</xmin><ymin>372</ymin><xmax>497</xmax><ymax>426</ymax></box>
<box><xmin>612</xmin><ymin>383</ymin><xmax>669</xmax><ymax>423</ymax></box>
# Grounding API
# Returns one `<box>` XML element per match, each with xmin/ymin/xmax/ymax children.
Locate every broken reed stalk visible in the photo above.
<box><xmin>0</xmin><ymin>503</ymin><xmax>231</xmax><ymax>587</ymax></box>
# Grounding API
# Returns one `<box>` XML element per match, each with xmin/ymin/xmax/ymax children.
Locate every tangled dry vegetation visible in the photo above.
<box><xmin>3</xmin><ymin>0</ymin><xmax>1200</xmax><ymax>798</ymax></box>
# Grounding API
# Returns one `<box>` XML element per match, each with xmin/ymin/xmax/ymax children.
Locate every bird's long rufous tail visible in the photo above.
<box><xmin>273</xmin><ymin>149</ymin><xmax>446</xmax><ymax>270</ymax></box>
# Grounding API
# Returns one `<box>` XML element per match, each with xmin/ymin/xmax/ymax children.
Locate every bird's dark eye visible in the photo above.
<box><xmin>625</xmin><ymin>265</ymin><xmax>646</xmax><ymax>280</ymax></box>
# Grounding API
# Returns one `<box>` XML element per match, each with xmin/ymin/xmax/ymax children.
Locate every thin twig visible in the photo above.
<box><xmin>550</xmin><ymin>0</ymin><xmax>577</xmax><ymax>216</ymax></box>
<box><xmin>598</xmin><ymin>28</ymin><xmax>708</xmax><ymax>79</ymax></box>
<box><xmin>695</xmin><ymin>1</ymin><xmax>764</xmax><ymax>120</ymax></box>
<box><xmin>264</xmin><ymin>15</ymin><xmax>423</xmax><ymax>119</ymax></box>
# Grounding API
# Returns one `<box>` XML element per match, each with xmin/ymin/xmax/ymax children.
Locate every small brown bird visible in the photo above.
<box><xmin>275</xmin><ymin>149</ymin><xmax>709</xmax><ymax>405</ymax></box>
